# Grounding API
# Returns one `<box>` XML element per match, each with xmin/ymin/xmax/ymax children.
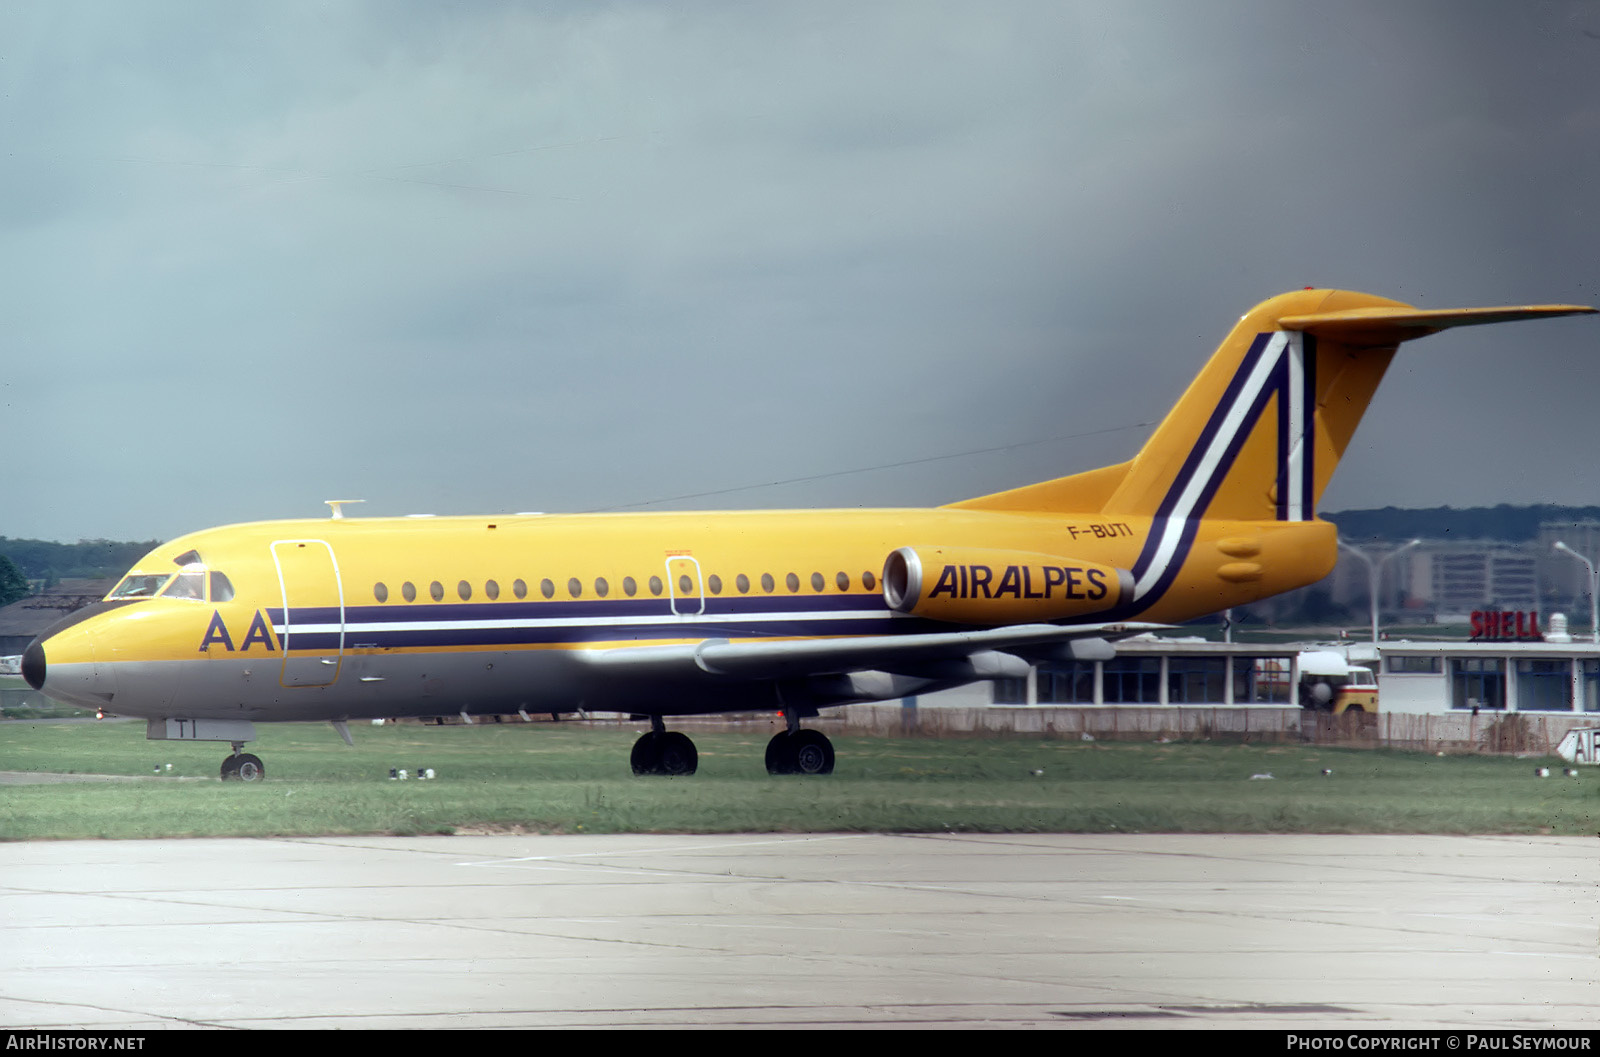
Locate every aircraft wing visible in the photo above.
<box><xmin>580</xmin><ymin>621</ymin><xmax>1162</xmax><ymax>683</ymax></box>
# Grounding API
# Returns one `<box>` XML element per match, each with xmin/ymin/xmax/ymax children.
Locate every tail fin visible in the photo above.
<box><xmin>954</xmin><ymin>289</ymin><xmax>1594</xmax><ymax>519</ymax></box>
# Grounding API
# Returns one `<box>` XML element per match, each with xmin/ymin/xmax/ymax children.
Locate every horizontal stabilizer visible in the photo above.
<box><xmin>1277</xmin><ymin>304</ymin><xmax>1596</xmax><ymax>346</ymax></box>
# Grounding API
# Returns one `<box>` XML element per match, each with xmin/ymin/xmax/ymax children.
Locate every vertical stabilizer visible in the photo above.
<box><xmin>955</xmin><ymin>289</ymin><xmax>1593</xmax><ymax>522</ymax></box>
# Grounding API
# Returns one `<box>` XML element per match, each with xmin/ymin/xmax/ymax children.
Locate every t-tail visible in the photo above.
<box><xmin>950</xmin><ymin>288</ymin><xmax>1595</xmax><ymax>617</ymax></box>
<box><xmin>956</xmin><ymin>288</ymin><xmax>1594</xmax><ymax>521</ymax></box>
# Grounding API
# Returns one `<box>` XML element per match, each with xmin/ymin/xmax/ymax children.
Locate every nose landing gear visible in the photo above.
<box><xmin>220</xmin><ymin>743</ymin><xmax>265</xmax><ymax>782</ymax></box>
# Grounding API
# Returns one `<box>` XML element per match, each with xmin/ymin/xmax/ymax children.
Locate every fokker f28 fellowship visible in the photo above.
<box><xmin>23</xmin><ymin>289</ymin><xmax>1595</xmax><ymax>780</ymax></box>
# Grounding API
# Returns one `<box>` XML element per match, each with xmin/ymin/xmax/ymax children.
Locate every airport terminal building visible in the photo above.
<box><xmin>983</xmin><ymin>613</ymin><xmax>1600</xmax><ymax>717</ymax></box>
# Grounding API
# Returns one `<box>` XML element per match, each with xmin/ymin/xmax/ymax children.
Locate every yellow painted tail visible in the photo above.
<box><xmin>954</xmin><ymin>288</ymin><xmax>1594</xmax><ymax>521</ymax></box>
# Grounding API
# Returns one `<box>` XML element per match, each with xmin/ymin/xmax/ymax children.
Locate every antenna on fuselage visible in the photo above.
<box><xmin>325</xmin><ymin>499</ymin><xmax>366</xmax><ymax>520</ymax></box>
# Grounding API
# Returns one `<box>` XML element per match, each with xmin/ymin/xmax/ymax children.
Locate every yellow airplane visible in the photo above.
<box><xmin>22</xmin><ymin>289</ymin><xmax>1594</xmax><ymax>780</ymax></box>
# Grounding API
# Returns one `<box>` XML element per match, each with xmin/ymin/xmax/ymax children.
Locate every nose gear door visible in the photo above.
<box><xmin>272</xmin><ymin>540</ymin><xmax>344</xmax><ymax>687</ymax></box>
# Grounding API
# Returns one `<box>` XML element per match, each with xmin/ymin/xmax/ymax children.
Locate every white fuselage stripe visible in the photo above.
<box><xmin>276</xmin><ymin>609</ymin><xmax>901</xmax><ymax>636</ymax></box>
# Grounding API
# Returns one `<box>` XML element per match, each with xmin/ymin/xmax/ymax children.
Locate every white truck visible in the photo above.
<box><xmin>1258</xmin><ymin>651</ymin><xmax>1379</xmax><ymax>713</ymax></box>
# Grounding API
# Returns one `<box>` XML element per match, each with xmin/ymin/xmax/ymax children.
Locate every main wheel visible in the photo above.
<box><xmin>765</xmin><ymin>730</ymin><xmax>794</xmax><ymax>775</ymax></box>
<box><xmin>655</xmin><ymin>732</ymin><xmax>698</xmax><ymax>776</ymax></box>
<box><xmin>631</xmin><ymin>730</ymin><xmax>699</xmax><ymax>776</ymax></box>
<box><xmin>789</xmin><ymin>729</ymin><xmax>834</xmax><ymax>775</ymax></box>
<box><xmin>766</xmin><ymin>729</ymin><xmax>834</xmax><ymax>775</ymax></box>
<box><xmin>631</xmin><ymin>731</ymin><xmax>662</xmax><ymax>775</ymax></box>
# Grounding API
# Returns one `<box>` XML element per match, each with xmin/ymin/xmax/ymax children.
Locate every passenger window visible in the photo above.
<box><xmin>485</xmin><ymin>580</ymin><xmax>500</xmax><ymax>600</ymax></box>
<box><xmin>403</xmin><ymin>582</ymin><xmax>417</xmax><ymax>602</ymax></box>
<box><xmin>373</xmin><ymin>582</ymin><xmax>388</xmax><ymax>603</ymax></box>
<box><xmin>623</xmin><ymin>576</ymin><xmax>637</xmax><ymax>597</ymax></box>
<box><xmin>568</xmin><ymin>577</ymin><xmax>582</xmax><ymax>598</ymax></box>
<box><xmin>811</xmin><ymin>572</ymin><xmax>824</xmax><ymax>592</ymax></box>
<box><xmin>736</xmin><ymin>573</ymin><xmax>750</xmax><ymax>594</ymax></box>
<box><xmin>458</xmin><ymin>580</ymin><xmax>472</xmax><ymax>601</ymax></box>
<box><xmin>430</xmin><ymin>581</ymin><xmax>444</xmax><ymax>602</ymax></box>
<box><xmin>541</xmin><ymin>578</ymin><xmax>555</xmax><ymax>599</ymax></box>
<box><xmin>678</xmin><ymin>574</ymin><xmax>693</xmax><ymax>595</ymax></box>
<box><xmin>707</xmin><ymin>574</ymin><xmax>722</xmax><ymax>595</ymax></box>
<box><xmin>595</xmin><ymin>577</ymin><xmax>609</xmax><ymax>597</ymax></box>
<box><xmin>836</xmin><ymin>572</ymin><xmax>850</xmax><ymax>591</ymax></box>
<box><xmin>786</xmin><ymin>572</ymin><xmax>799</xmax><ymax>593</ymax></box>
<box><xmin>211</xmin><ymin>572</ymin><xmax>236</xmax><ymax>602</ymax></box>
<box><xmin>513</xmin><ymin>579</ymin><xmax>528</xmax><ymax>599</ymax></box>
<box><xmin>649</xmin><ymin>575</ymin><xmax>663</xmax><ymax>596</ymax></box>
<box><xmin>762</xmin><ymin>573</ymin><xmax>775</xmax><ymax>593</ymax></box>
<box><xmin>862</xmin><ymin>571</ymin><xmax>876</xmax><ymax>591</ymax></box>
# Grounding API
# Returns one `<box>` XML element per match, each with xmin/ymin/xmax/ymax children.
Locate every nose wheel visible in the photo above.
<box><xmin>220</xmin><ymin>745</ymin><xmax>265</xmax><ymax>782</ymax></box>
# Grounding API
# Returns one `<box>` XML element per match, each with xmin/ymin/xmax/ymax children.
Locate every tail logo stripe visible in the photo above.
<box><xmin>1277</xmin><ymin>331</ymin><xmax>1315</xmax><ymax>522</ymax></box>
<box><xmin>1133</xmin><ymin>331</ymin><xmax>1288</xmax><ymax>599</ymax></box>
<box><xmin>1131</xmin><ymin>328</ymin><xmax>1316</xmax><ymax>604</ymax></box>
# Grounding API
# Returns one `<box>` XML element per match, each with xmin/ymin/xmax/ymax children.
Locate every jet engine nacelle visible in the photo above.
<box><xmin>882</xmin><ymin>546</ymin><xmax>1132</xmax><ymax>624</ymax></box>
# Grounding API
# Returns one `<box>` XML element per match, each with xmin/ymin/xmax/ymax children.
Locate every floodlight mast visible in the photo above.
<box><xmin>1337</xmin><ymin>538</ymin><xmax>1421</xmax><ymax>645</ymax></box>
<box><xmin>1552</xmin><ymin>541</ymin><xmax>1600</xmax><ymax>644</ymax></box>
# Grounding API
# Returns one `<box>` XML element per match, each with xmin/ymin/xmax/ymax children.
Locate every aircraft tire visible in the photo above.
<box><xmin>631</xmin><ymin>731</ymin><xmax>698</xmax><ymax>776</ymax></box>
<box><xmin>655</xmin><ymin>732</ymin><xmax>698</xmax><ymax>776</ymax></box>
<box><xmin>630</xmin><ymin>731</ymin><xmax>662</xmax><ymax>775</ymax></box>
<box><xmin>764</xmin><ymin>730</ymin><xmax>795</xmax><ymax>775</ymax></box>
<box><xmin>789</xmin><ymin>730</ymin><xmax>834</xmax><ymax>775</ymax></box>
<box><xmin>220</xmin><ymin>753</ymin><xmax>266</xmax><ymax>782</ymax></box>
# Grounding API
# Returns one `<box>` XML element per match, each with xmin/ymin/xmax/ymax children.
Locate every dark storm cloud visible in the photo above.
<box><xmin>1</xmin><ymin>1</ymin><xmax>1597</xmax><ymax>541</ymax></box>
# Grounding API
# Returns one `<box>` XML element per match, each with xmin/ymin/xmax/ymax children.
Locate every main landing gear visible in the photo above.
<box><xmin>765</xmin><ymin>727</ymin><xmax>835</xmax><ymax>775</ymax></box>
<box><xmin>631</xmin><ymin>718</ymin><xmax>699</xmax><ymax>776</ymax></box>
<box><xmin>220</xmin><ymin>742</ymin><xmax>265</xmax><ymax>783</ymax></box>
<box><xmin>629</xmin><ymin>717</ymin><xmax>836</xmax><ymax>776</ymax></box>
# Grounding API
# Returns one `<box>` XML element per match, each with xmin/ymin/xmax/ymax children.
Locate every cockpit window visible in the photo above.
<box><xmin>210</xmin><ymin>572</ymin><xmax>235</xmax><ymax>603</ymax></box>
<box><xmin>172</xmin><ymin>550</ymin><xmax>202</xmax><ymax>567</ymax></box>
<box><xmin>162</xmin><ymin>567</ymin><xmax>207</xmax><ymax>601</ymax></box>
<box><xmin>109</xmin><ymin>574</ymin><xmax>171</xmax><ymax>599</ymax></box>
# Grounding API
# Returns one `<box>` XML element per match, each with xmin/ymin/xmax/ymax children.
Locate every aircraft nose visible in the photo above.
<box><xmin>20</xmin><ymin>603</ymin><xmax>125</xmax><ymax>709</ymax></box>
<box><xmin>22</xmin><ymin>637</ymin><xmax>46</xmax><ymax>691</ymax></box>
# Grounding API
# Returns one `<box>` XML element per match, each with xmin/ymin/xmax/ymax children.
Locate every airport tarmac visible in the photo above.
<box><xmin>0</xmin><ymin>833</ymin><xmax>1593</xmax><ymax>1030</ymax></box>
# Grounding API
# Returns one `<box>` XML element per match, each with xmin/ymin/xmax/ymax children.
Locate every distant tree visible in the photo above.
<box><xmin>0</xmin><ymin>555</ymin><xmax>29</xmax><ymax>607</ymax></box>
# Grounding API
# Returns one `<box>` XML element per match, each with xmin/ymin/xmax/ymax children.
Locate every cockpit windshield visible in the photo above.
<box><xmin>109</xmin><ymin>574</ymin><xmax>171</xmax><ymax>599</ymax></box>
<box><xmin>162</xmin><ymin>566</ymin><xmax>208</xmax><ymax>600</ymax></box>
<box><xmin>108</xmin><ymin>566</ymin><xmax>235</xmax><ymax>603</ymax></box>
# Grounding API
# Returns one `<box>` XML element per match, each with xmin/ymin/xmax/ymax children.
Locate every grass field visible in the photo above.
<box><xmin>0</xmin><ymin>718</ymin><xmax>1594</xmax><ymax>840</ymax></box>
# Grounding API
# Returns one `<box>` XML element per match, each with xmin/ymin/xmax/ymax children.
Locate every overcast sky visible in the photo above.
<box><xmin>3</xmin><ymin>1</ymin><xmax>1598</xmax><ymax>543</ymax></box>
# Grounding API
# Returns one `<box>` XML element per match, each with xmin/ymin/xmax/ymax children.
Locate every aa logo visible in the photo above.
<box><xmin>199</xmin><ymin>611</ymin><xmax>278</xmax><ymax>652</ymax></box>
